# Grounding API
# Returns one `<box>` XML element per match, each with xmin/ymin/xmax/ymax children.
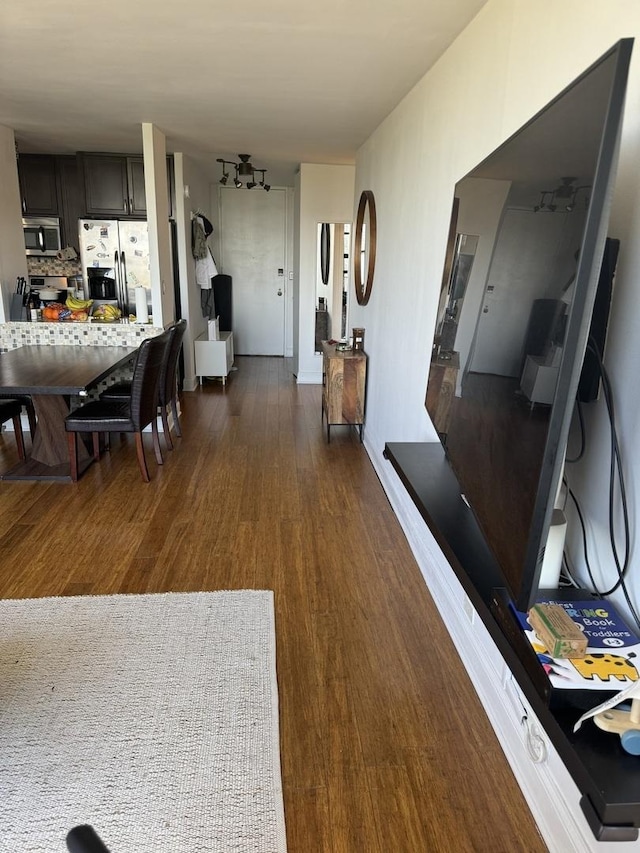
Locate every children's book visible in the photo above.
<box><xmin>516</xmin><ymin>598</ymin><xmax>640</xmax><ymax>692</ymax></box>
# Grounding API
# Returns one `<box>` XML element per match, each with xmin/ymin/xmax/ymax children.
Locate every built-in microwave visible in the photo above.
<box><xmin>22</xmin><ymin>216</ymin><xmax>62</xmax><ymax>256</ymax></box>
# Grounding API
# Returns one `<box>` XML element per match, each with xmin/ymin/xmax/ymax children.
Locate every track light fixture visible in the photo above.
<box><xmin>533</xmin><ymin>177</ymin><xmax>590</xmax><ymax>213</ymax></box>
<box><xmin>216</xmin><ymin>154</ymin><xmax>269</xmax><ymax>190</ymax></box>
<box><xmin>253</xmin><ymin>169</ymin><xmax>271</xmax><ymax>192</ymax></box>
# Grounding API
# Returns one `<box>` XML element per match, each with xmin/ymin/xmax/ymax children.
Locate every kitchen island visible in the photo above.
<box><xmin>0</xmin><ymin>320</ymin><xmax>163</xmax><ymax>352</ymax></box>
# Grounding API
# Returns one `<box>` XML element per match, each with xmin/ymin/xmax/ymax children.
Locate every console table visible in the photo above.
<box><xmin>426</xmin><ymin>351</ymin><xmax>459</xmax><ymax>437</ymax></box>
<box><xmin>384</xmin><ymin>441</ymin><xmax>640</xmax><ymax>842</ymax></box>
<box><xmin>321</xmin><ymin>342</ymin><xmax>367</xmax><ymax>442</ymax></box>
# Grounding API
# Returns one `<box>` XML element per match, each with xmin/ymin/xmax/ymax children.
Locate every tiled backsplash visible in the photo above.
<box><xmin>0</xmin><ymin>321</ymin><xmax>162</xmax><ymax>351</ymax></box>
<box><xmin>27</xmin><ymin>257</ymin><xmax>83</xmax><ymax>278</ymax></box>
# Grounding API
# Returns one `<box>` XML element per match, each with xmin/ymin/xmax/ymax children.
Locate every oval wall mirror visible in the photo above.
<box><xmin>320</xmin><ymin>222</ymin><xmax>331</xmax><ymax>285</ymax></box>
<box><xmin>315</xmin><ymin>223</ymin><xmax>352</xmax><ymax>353</ymax></box>
<box><xmin>354</xmin><ymin>190</ymin><xmax>377</xmax><ymax>305</ymax></box>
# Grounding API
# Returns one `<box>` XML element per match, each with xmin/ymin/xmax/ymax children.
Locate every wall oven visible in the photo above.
<box><xmin>22</xmin><ymin>216</ymin><xmax>62</xmax><ymax>256</ymax></box>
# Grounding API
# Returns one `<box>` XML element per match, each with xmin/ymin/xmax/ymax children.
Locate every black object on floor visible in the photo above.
<box><xmin>66</xmin><ymin>825</ymin><xmax>111</xmax><ymax>853</ymax></box>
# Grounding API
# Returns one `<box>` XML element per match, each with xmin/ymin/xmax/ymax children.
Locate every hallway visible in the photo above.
<box><xmin>0</xmin><ymin>356</ymin><xmax>546</xmax><ymax>852</ymax></box>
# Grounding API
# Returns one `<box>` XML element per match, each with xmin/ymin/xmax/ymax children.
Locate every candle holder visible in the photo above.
<box><xmin>352</xmin><ymin>328</ymin><xmax>365</xmax><ymax>351</ymax></box>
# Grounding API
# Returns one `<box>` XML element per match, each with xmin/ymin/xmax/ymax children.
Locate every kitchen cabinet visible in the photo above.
<box><xmin>81</xmin><ymin>154</ymin><xmax>174</xmax><ymax>219</ymax></box>
<box><xmin>18</xmin><ymin>154</ymin><xmax>59</xmax><ymax>216</ymax></box>
<box><xmin>55</xmin><ymin>156</ymin><xmax>84</xmax><ymax>254</ymax></box>
<box><xmin>82</xmin><ymin>154</ymin><xmax>145</xmax><ymax>218</ymax></box>
<box><xmin>194</xmin><ymin>332</ymin><xmax>234</xmax><ymax>385</ymax></box>
<box><xmin>321</xmin><ymin>342</ymin><xmax>367</xmax><ymax>442</ymax></box>
<box><xmin>127</xmin><ymin>157</ymin><xmax>147</xmax><ymax>216</ymax></box>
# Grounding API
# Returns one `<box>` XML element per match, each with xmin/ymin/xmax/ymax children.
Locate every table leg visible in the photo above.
<box><xmin>2</xmin><ymin>395</ymin><xmax>90</xmax><ymax>481</ymax></box>
<box><xmin>31</xmin><ymin>396</ymin><xmax>90</xmax><ymax>466</ymax></box>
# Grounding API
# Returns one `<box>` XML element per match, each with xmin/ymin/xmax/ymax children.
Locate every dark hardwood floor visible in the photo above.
<box><xmin>0</xmin><ymin>356</ymin><xmax>547</xmax><ymax>852</ymax></box>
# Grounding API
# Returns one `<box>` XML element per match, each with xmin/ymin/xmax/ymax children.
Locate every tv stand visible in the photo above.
<box><xmin>384</xmin><ymin>441</ymin><xmax>640</xmax><ymax>842</ymax></box>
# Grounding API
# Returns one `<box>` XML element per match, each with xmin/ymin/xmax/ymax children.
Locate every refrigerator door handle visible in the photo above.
<box><xmin>113</xmin><ymin>250</ymin><xmax>121</xmax><ymax>306</ymax></box>
<box><xmin>120</xmin><ymin>250</ymin><xmax>129</xmax><ymax>315</ymax></box>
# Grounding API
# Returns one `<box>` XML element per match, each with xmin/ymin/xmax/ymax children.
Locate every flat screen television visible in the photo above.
<box><xmin>426</xmin><ymin>39</ymin><xmax>633</xmax><ymax>612</ymax></box>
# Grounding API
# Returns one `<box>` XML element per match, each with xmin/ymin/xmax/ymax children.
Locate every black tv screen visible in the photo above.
<box><xmin>426</xmin><ymin>39</ymin><xmax>633</xmax><ymax>611</ymax></box>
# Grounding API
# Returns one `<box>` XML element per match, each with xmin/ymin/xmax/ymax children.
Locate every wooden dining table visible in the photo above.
<box><xmin>0</xmin><ymin>344</ymin><xmax>137</xmax><ymax>481</ymax></box>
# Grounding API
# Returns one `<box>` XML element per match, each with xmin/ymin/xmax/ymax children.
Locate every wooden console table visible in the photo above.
<box><xmin>426</xmin><ymin>351</ymin><xmax>459</xmax><ymax>438</ymax></box>
<box><xmin>321</xmin><ymin>342</ymin><xmax>367</xmax><ymax>442</ymax></box>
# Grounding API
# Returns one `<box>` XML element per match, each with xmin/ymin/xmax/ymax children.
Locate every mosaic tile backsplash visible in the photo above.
<box><xmin>0</xmin><ymin>321</ymin><xmax>162</xmax><ymax>351</ymax></box>
<box><xmin>27</xmin><ymin>257</ymin><xmax>83</xmax><ymax>278</ymax></box>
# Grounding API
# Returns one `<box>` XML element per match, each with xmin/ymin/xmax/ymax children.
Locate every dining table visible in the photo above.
<box><xmin>0</xmin><ymin>344</ymin><xmax>137</xmax><ymax>481</ymax></box>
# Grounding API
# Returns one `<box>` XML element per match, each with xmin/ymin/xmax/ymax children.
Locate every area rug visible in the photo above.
<box><xmin>0</xmin><ymin>590</ymin><xmax>286</xmax><ymax>853</ymax></box>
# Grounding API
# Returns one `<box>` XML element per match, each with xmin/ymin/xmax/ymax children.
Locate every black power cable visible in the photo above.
<box><xmin>564</xmin><ymin>337</ymin><xmax>640</xmax><ymax>630</ymax></box>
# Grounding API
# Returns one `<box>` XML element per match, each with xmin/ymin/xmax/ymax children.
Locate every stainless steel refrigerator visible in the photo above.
<box><xmin>79</xmin><ymin>219</ymin><xmax>151</xmax><ymax>317</ymax></box>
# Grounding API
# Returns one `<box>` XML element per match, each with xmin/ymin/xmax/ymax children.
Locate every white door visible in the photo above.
<box><xmin>469</xmin><ymin>209</ymin><xmax>574</xmax><ymax>377</ymax></box>
<box><xmin>220</xmin><ymin>187</ymin><xmax>286</xmax><ymax>355</ymax></box>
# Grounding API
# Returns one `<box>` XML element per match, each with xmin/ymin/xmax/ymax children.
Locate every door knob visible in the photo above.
<box><xmin>277</xmin><ymin>289</ymin><xmax>283</xmax><ymax>296</ymax></box>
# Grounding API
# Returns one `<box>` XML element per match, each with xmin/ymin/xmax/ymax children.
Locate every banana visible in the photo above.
<box><xmin>93</xmin><ymin>303</ymin><xmax>121</xmax><ymax>321</ymax></box>
<box><xmin>66</xmin><ymin>295</ymin><xmax>93</xmax><ymax>311</ymax></box>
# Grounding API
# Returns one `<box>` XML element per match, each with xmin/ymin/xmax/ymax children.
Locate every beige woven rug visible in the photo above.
<box><xmin>0</xmin><ymin>590</ymin><xmax>286</xmax><ymax>852</ymax></box>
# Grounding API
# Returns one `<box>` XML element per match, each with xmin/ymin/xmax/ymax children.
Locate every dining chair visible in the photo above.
<box><xmin>0</xmin><ymin>398</ymin><xmax>26</xmax><ymax>461</ymax></box>
<box><xmin>64</xmin><ymin>330</ymin><xmax>171</xmax><ymax>483</ymax></box>
<box><xmin>100</xmin><ymin>319</ymin><xmax>187</xmax><ymax>450</ymax></box>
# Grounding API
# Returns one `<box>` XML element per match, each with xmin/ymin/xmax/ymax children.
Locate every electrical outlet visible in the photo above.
<box><xmin>463</xmin><ymin>595</ymin><xmax>475</xmax><ymax>625</ymax></box>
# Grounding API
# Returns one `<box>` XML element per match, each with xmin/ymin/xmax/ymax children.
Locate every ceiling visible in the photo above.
<box><xmin>0</xmin><ymin>0</ymin><xmax>487</xmax><ymax>184</ymax></box>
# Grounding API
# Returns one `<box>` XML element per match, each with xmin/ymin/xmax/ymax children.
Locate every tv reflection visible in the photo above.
<box><xmin>428</xmin><ymin>180</ymin><xmax>584</xmax><ymax>599</ymax></box>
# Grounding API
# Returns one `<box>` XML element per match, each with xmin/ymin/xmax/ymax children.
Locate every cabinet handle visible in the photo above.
<box><xmin>22</xmin><ymin>198</ymin><xmax>26</xmax><ymax>214</ymax></box>
<box><xmin>123</xmin><ymin>199</ymin><xmax>127</xmax><ymax>212</ymax></box>
<box><xmin>129</xmin><ymin>197</ymin><xmax>133</xmax><ymax>212</ymax></box>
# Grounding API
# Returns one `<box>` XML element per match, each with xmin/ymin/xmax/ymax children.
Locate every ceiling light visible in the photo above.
<box><xmin>216</xmin><ymin>155</ymin><xmax>269</xmax><ymax>190</ymax></box>
<box><xmin>532</xmin><ymin>179</ymin><xmax>590</xmax><ymax>213</ymax></box>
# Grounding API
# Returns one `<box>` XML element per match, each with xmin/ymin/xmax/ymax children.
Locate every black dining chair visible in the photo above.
<box><xmin>64</xmin><ymin>330</ymin><xmax>171</xmax><ymax>483</ymax></box>
<box><xmin>100</xmin><ymin>319</ymin><xmax>187</xmax><ymax>450</ymax></box>
<box><xmin>0</xmin><ymin>398</ymin><xmax>26</xmax><ymax>461</ymax></box>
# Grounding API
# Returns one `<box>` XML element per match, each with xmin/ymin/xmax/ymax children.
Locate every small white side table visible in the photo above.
<box><xmin>520</xmin><ymin>355</ymin><xmax>559</xmax><ymax>406</ymax></box>
<box><xmin>194</xmin><ymin>331</ymin><xmax>234</xmax><ymax>385</ymax></box>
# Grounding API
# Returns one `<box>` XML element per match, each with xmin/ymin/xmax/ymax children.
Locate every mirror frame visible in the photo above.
<box><xmin>354</xmin><ymin>190</ymin><xmax>377</xmax><ymax>305</ymax></box>
<box><xmin>320</xmin><ymin>222</ymin><xmax>331</xmax><ymax>285</ymax></box>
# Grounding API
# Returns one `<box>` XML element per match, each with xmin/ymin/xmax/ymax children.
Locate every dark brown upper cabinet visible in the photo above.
<box><xmin>81</xmin><ymin>154</ymin><xmax>146</xmax><ymax>218</ymax></box>
<box><xmin>18</xmin><ymin>154</ymin><xmax>59</xmax><ymax>216</ymax></box>
<box><xmin>55</xmin><ymin>155</ymin><xmax>84</xmax><ymax>253</ymax></box>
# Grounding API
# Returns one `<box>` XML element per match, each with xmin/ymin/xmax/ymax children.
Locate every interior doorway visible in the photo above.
<box><xmin>219</xmin><ymin>187</ymin><xmax>287</xmax><ymax>355</ymax></box>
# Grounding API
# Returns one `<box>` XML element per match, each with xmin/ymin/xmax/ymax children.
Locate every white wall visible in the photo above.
<box><xmin>356</xmin><ymin>0</ymin><xmax>640</xmax><ymax>621</ymax></box>
<box><xmin>174</xmin><ymin>153</ymin><xmax>214</xmax><ymax>391</ymax></box>
<box><xmin>142</xmin><ymin>123</ymin><xmax>174</xmax><ymax>327</ymax></box>
<box><xmin>295</xmin><ymin>163</ymin><xmax>355</xmax><ymax>383</ymax></box>
<box><xmin>0</xmin><ymin>125</ymin><xmax>28</xmax><ymax>322</ymax></box>
<box><xmin>354</xmin><ymin>1</ymin><xmax>640</xmax><ymax>846</ymax></box>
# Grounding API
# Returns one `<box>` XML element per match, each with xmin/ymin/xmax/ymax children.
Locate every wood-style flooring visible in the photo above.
<box><xmin>0</xmin><ymin>357</ymin><xmax>547</xmax><ymax>852</ymax></box>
